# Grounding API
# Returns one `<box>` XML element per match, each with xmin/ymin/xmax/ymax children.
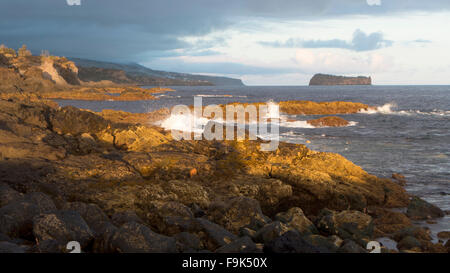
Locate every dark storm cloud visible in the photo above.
<box><xmin>0</xmin><ymin>0</ymin><xmax>448</xmax><ymax>63</ymax></box>
<box><xmin>260</xmin><ymin>29</ymin><xmax>392</xmax><ymax>51</ymax></box>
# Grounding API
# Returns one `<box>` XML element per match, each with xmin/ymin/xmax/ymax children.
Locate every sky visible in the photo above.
<box><xmin>1</xmin><ymin>0</ymin><xmax>450</xmax><ymax>85</ymax></box>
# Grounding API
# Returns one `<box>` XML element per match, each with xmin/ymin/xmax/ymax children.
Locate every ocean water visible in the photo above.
<box><xmin>56</xmin><ymin>85</ymin><xmax>450</xmax><ymax>236</ymax></box>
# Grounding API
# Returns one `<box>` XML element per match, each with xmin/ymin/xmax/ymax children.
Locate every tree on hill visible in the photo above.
<box><xmin>18</xmin><ymin>44</ymin><xmax>32</xmax><ymax>57</ymax></box>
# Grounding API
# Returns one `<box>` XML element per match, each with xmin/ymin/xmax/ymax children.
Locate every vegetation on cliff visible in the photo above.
<box><xmin>309</xmin><ymin>74</ymin><xmax>372</xmax><ymax>86</ymax></box>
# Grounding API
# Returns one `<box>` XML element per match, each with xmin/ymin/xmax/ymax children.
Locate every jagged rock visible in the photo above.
<box><xmin>50</xmin><ymin>106</ymin><xmax>109</xmax><ymax>136</ymax></box>
<box><xmin>111</xmin><ymin>211</ymin><xmax>143</xmax><ymax>227</ymax></box>
<box><xmin>302</xmin><ymin>234</ymin><xmax>339</xmax><ymax>252</ymax></box>
<box><xmin>0</xmin><ymin>241</ymin><xmax>26</xmax><ymax>253</ymax></box>
<box><xmin>215</xmin><ymin>236</ymin><xmax>259</xmax><ymax>253</ymax></box>
<box><xmin>406</xmin><ymin>196</ymin><xmax>445</xmax><ymax>220</ymax></box>
<box><xmin>337</xmin><ymin>240</ymin><xmax>368</xmax><ymax>253</ymax></box>
<box><xmin>240</xmin><ymin>227</ymin><xmax>257</xmax><ymax>239</ymax></box>
<box><xmin>437</xmin><ymin>231</ymin><xmax>450</xmax><ymax>239</ymax></box>
<box><xmin>109</xmin><ymin>222</ymin><xmax>177</xmax><ymax>253</ymax></box>
<box><xmin>264</xmin><ymin>231</ymin><xmax>326</xmax><ymax>253</ymax></box>
<box><xmin>35</xmin><ymin>239</ymin><xmax>66</xmax><ymax>253</ymax></box>
<box><xmin>393</xmin><ymin>227</ymin><xmax>432</xmax><ymax>242</ymax></box>
<box><xmin>62</xmin><ymin>202</ymin><xmax>109</xmax><ymax>235</ymax></box>
<box><xmin>0</xmin><ymin>200</ymin><xmax>41</xmax><ymax>238</ymax></box>
<box><xmin>0</xmin><ymin>183</ymin><xmax>23</xmax><ymax>207</ymax></box>
<box><xmin>307</xmin><ymin>116</ymin><xmax>350</xmax><ymax>128</ymax></box>
<box><xmin>23</xmin><ymin>192</ymin><xmax>57</xmax><ymax>213</ymax></box>
<box><xmin>194</xmin><ymin>218</ymin><xmax>237</xmax><ymax>251</ymax></box>
<box><xmin>316</xmin><ymin>209</ymin><xmax>373</xmax><ymax>242</ymax></box>
<box><xmin>208</xmin><ymin>196</ymin><xmax>269</xmax><ymax>234</ymax></box>
<box><xmin>275</xmin><ymin>207</ymin><xmax>317</xmax><ymax>235</ymax></box>
<box><xmin>32</xmin><ymin>210</ymin><xmax>94</xmax><ymax>249</ymax></box>
<box><xmin>370</xmin><ymin>207</ymin><xmax>412</xmax><ymax>235</ymax></box>
<box><xmin>254</xmin><ymin>221</ymin><xmax>291</xmax><ymax>244</ymax></box>
<box><xmin>91</xmin><ymin>221</ymin><xmax>118</xmax><ymax>253</ymax></box>
<box><xmin>397</xmin><ymin>236</ymin><xmax>422</xmax><ymax>251</ymax></box>
<box><xmin>174</xmin><ymin>232</ymin><xmax>202</xmax><ymax>253</ymax></box>
<box><xmin>137</xmin><ymin>201</ymin><xmax>195</xmax><ymax>236</ymax></box>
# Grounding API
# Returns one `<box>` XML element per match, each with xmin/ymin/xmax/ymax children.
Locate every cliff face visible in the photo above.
<box><xmin>309</xmin><ymin>74</ymin><xmax>372</xmax><ymax>86</ymax></box>
<box><xmin>71</xmin><ymin>58</ymin><xmax>245</xmax><ymax>86</ymax></box>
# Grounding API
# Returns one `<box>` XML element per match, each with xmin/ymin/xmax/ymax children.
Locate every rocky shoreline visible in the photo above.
<box><xmin>0</xmin><ymin>97</ymin><xmax>448</xmax><ymax>253</ymax></box>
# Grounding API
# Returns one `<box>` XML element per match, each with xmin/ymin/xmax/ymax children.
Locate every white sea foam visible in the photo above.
<box><xmin>359</xmin><ymin>103</ymin><xmax>397</xmax><ymax>114</ymax></box>
<box><xmin>359</xmin><ymin>103</ymin><xmax>449</xmax><ymax>117</ymax></box>
<box><xmin>196</xmin><ymin>94</ymin><xmax>247</xmax><ymax>98</ymax></box>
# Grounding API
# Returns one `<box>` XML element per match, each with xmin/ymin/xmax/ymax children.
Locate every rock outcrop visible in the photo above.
<box><xmin>309</xmin><ymin>74</ymin><xmax>372</xmax><ymax>86</ymax></box>
<box><xmin>0</xmin><ymin>97</ymin><xmax>446</xmax><ymax>253</ymax></box>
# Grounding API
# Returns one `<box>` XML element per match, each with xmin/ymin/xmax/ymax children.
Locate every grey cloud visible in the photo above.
<box><xmin>0</xmin><ymin>0</ymin><xmax>447</xmax><ymax>70</ymax></box>
<box><xmin>260</xmin><ymin>29</ymin><xmax>392</xmax><ymax>51</ymax></box>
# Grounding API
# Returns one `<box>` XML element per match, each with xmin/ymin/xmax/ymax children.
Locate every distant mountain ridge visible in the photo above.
<box><xmin>69</xmin><ymin>58</ymin><xmax>245</xmax><ymax>86</ymax></box>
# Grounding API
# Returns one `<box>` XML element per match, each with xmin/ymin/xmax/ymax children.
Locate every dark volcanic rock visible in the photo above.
<box><xmin>62</xmin><ymin>202</ymin><xmax>109</xmax><ymax>235</ymax></box>
<box><xmin>0</xmin><ymin>241</ymin><xmax>26</xmax><ymax>253</ymax></box>
<box><xmin>109</xmin><ymin>222</ymin><xmax>177</xmax><ymax>253</ymax></box>
<box><xmin>406</xmin><ymin>196</ymin><xmax>445</xmax><ymax>220</ymax></box>
<box><xmin>337</xmin><ymin>240</ymin><xmax>368</xmax><ymax>253</ymax></box>
<box><xmin>215</xmin><ymin>236</ymin><xmax>259</xmax><ymax>253</ymax></box>
<box><xmin>316</xmin><ymin>209</ymin><xmax>373</xmax><ymax>242</ymax></box>
<box><xmin>194</xmin><ymin>218</ymin><xmax>237</xmax><ymax>251</ymax></box>
<box><xmin>111</xmin><ymin>211</ymin><xmax>144</xmax><ymax>227</ymax></box>
<box><xmin>264</xmin><ymin>231</ymin><xmax>327</xmax><ymax>253</ymax></box>
<box><xmin>208</xmin><ymin>196</ymin><xmax>269</xmax><ymax>234</ymax></box>
<box><xmin>174</xmin><ymin>232</ymin><xmax>202</xmax><ymax>253</ymax></box>
<box><xmin>0</xmin><ymin>200</ymin><xmax>41</xmax><ymax>238</ymax></box>
<box><xmin>397</xmin><ymin>236</ymin><xmax>422</xmax><ymax>251</ymax></box>
<box><xmin>32</xmin><ymin>210</ymin><xmax>94</xmax><ymax>249</ymax></box>
<box><xmin>254</xmin><ymin>221</ymin><xmax>291</xmax><ymax>244</ymax></box>
<box><xmin>275</xmin><ymin>207</ymin><xmax>317</xmax><ymax>235</ymax></box>
<box><xmin>0</xmin><ymin>183</ymin><xmax>23</xmax><ymax>207</ymax></box>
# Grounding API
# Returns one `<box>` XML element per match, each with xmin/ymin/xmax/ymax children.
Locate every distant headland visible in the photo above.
<box><xmin>309</xmin><ymin>74</ymin><xmax>372</xmax><ymax>86</ymax></box>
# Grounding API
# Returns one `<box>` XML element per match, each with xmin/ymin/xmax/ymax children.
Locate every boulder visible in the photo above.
<box><xmin>275</xmin><ymin>207</ymin><xmax>317</xmax><ymax>235</ymax></box>
<box><xmin>302</xmin><ymin>234</ymin><xmax>339</xmax><ymax>252</ymax></box>
<box><xmin>316</xmin><ymin>209</ymin><xmax>373</xmax><ymax>242</ymax></box>
<box><xmin>62</xmin><ymin>202</ymin><xmax>109</xmax><ymax>235</ymax></box>
<box><xmin>264</xmin><ymin>231</ymin><xmax>326</xmax><ymax>253</ymax></box>
<box><xmin>174</xmin><ymin>232</ymin><xmax>202</xmax><ymax>253</ymax></box>
<box><xmin>254</xmin><ymin>221</ymin><xmax>291</xmax><ymax>244</ymax></box>
<box><xmin>32</xmin><ymin>210</ymin><xmax>94</xmax><ymax>249</ymax></box>
<box><xmin>0</xmin><ymin>200</ymin><xmax>40</xmax><ymax>238</ymax></box>
<box><xmin>370</xmin><ymin>207</ymin><xmax>412</xmax><ymax>234</ymax></box>
<box><xmin>406</xmin><ymin>196</ymin><xmax>445</xmax><ymax>220</ymax></box>
<box><xmin>215</xmin><ymin>236</ymin><xmax>259</xmax><ymax>253</ymax></box>
<box><xmin>337</xmin><ymin>240</ymin><xmax>368</xmax><ymax>253</ymax></box>
<box><xmin>23</xmin><ymin>192</ymin><xmax>57</xmax><ymax>213</ymax></box>
<box><xmin>393</xmin><ymin>227</ymin><xmax>432</xmax><ymax>242</ymax></box>
<box><xmin>109</xmin><ymin>222</ymin><xmax>177</xmax><ymax>253</ymax></box>
<box><xmin>397</xmin><ymin>236</ymin><xmax>422</xmax><ymax>251</ymax></box>
<box><xmin>0</xmin><ymin>183</ymin><xmax>23</xmax><ymax>207</ymax></box>
<box><xmin>0</xmin><ymin>241</ymin><xmax>26</xmax><ymax>253</ymax></box>
<box><xmin>194</xmin><ymin>218</ymin><xmax>237</xmax><ymax>251</ymax></box>
<box><xmin>91</xmin><ymin>221</ymin><xmax>118</xmax><ymax>253</ymax></box>
<box><xmin>437</xmin><ymin>231</ymin><xmax>450</xmax><ymax>239</ymax></box>
<box><xmin>111</xmin><ymin>211</ymin><xmax>144</xmax><ymax>227</ymax></box>
<box><xmin>208</xmin><ymin>197</ymin><xmax>269</xmax><ymax>234</ymax></box>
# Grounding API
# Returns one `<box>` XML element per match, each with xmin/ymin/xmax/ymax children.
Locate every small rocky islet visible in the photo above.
<box><xmin>0</xmin><ymin>47</ymin><xmax>448</xmax><ymax>253</ymax></box>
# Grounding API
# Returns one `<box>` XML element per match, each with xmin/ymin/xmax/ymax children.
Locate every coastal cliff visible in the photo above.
<box><xmin>309</xmin><ymin>74</ymin><xmax>372</xmax><ymax>86</ymax></box>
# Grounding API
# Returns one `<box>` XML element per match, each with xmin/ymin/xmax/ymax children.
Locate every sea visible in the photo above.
<box><xmin>56</xmin><ymin>85</ymin><xmax>450</xmax><ymax>240</ymax></box>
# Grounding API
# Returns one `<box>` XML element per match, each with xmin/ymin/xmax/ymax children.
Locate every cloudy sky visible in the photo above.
<box><xmin>1</xmin><ymin>0</ymin><xmax>450</xmax><ymax>85</ymax></box>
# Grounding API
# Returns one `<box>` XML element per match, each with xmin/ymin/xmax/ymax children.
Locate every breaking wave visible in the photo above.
<box><xmin>359</xmin><ymin>103</ymin><xmax>450</xmax><ymax>117</ymax></box>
